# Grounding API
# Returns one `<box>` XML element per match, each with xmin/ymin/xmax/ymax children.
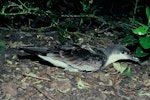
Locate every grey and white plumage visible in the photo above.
<box><xmin>17</xmin><ymin>44</ymin><xmax>140</xmax><ymax>72</ymax></box>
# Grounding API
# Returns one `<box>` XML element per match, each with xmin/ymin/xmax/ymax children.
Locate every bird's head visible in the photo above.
<box><xmin>103</xmin><ymin>44</ymin><xmax>140</xmax><ymax>67</ymax></box>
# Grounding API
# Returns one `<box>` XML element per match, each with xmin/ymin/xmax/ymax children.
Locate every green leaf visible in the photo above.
<box><xmin>0</xmin><ymin>41</ymin><xmax>5</xmax><ymax>65</ymax></box>
<box><xmin>46</xmin><ymin>0</ymin><xmax>51</xmax><ymax>7</ymax></box>
<box><xmin>121</xmin><ymin>67</ymin><xmax>132</xmax><ymax>77</ymax></box>
<box><xmin>0</xmin><ymin>41</ymin><xmax>5</xmax><ymax>47</ymax></box>
<box><xmin>136</xmin><ymin>46</ymin><xmax>149</xmax><ymax>57</ymax></box>
<box><xmin>132</xmin><ymin>25</ymin><xmax>148</xmax><ymax>35</ymax></box>
<box><xmin>113</xmin><ymin>62</ymin><xmax>128</xmax><ymax>73</ymax></box>
<box><xmin>139</xmin><ymin>36</ymin><xmax>150</xmax><ymax>49</ymax></box>
<box><xmin>121</xmin><ymin>35</ymin><xmax>138</xmax><ymax>45</ymax></box>
<box><xmin>146</xmin><ymin>6</ymin><xmax>150</xmax><ymax>23</ymax></box>
<box><xmin>1</xmin><ymin>2</ymin><xmax>10</xmax><ymax>14</ymax></box>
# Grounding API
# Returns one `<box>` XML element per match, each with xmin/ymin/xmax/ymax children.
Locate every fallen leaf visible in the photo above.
<box><xmin>143</xmin><ymin>79</ymin><xmax>150</xmax><ymax>86</ymax></box>
<box><xmin>138</xmin><ymin>91</ymin><xmax>150</xmax><ymax>97</ymax></box>
<box><xmin>113</xmin><ymin>62</ymin><xmax>127</xmax><ymax>73</ymax></box>
<box><xmin>76</xmin><ymin>77</ymin><xmax>90</xmax><ymax>89</ymax></box>
<box><xmin>1</xmin><ymin>81</ymin><xmax>17</xmax><ymax>96</ymax></box>
<box><xmin>51</xmin><ymin>80</ymin><xmax>72</xmax><ymax>93</ymax></box>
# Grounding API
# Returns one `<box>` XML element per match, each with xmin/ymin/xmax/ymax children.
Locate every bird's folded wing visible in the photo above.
<box><xmin>17</xmin><ymin>44</ymin><xmax>106</xmax><ymax>72</ymax></box>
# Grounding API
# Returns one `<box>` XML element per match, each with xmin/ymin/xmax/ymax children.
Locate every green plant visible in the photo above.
<box><xmin>131</xmin><ymin>0</ymin><xmax>140</xmax><ymax>23</ymax></box>
<box><xmin>0</xmin><ymin>39</ymin><xmax>5</xmax><ymax>65</ymax></box>
<box><xmin>0</xmin><ymin>0</ymin><xmax>105</xmax><ymax>44</ymax></box>
<box><xmin>53</xmin><ymin>0</ymin><xmax>104</xmax><ymax>44</ymax></box>
<box><xmin>113</xmin><ymin>62</ymin><xmax>132</xmax><ymax>77</ymax></box>
<box><xmin>132</xmin><ymin>6</ymin><xmax>150</xmax><ymax>57</ymax></box>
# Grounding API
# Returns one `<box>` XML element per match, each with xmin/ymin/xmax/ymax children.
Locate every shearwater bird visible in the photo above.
<box><xmin>17</xmin><ymin>44</ymin><xmax>140</xmax><ymax>72</ymax></box>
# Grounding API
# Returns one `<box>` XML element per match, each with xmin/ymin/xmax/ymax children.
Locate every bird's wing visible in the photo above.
<box><xmin>17</xmin><ymin>44</ymin><xmax>106</xmax><ymax>72</ymax></box>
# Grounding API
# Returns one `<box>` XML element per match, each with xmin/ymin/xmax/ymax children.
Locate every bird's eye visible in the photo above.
<box><xmin>121</xmin><ymin>51</ymin><xmax>129</xmax><ymax>54</ymax></box>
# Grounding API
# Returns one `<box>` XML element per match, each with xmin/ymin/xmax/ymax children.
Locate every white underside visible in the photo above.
<box><xmin>104</xmin><ymin>53</ymin><xmax>130</xmax><ymax>66</ymax></box>
<box><xmin>38</xmin><ymin>55</ymin><xmax>99</xmax><ymax>72</ymax></box>
<box><xmin>38</xmin><ymin>55</ymin><xmax>68</xmax><ymax>68</ymax></box>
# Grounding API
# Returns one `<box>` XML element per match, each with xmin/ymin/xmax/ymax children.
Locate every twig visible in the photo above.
<box><xmin>23</xmin><ymin>73</ymin><xmax>51</xmax><ymax>82</ymax></box>
<box><xmin>33</xmin><ymin>85</ymin><xmax>53</xmax><ymax>100</ymax></box>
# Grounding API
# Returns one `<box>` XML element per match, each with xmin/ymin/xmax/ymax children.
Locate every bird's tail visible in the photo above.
<box><xmin>16</xmin><ymin>46</ymin><xmax>50</xmax><ymax>56</ymax></box>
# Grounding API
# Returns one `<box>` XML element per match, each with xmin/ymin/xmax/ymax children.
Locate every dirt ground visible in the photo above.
<box><xmin>0</xmin><ymin>29</ymin><xmax>150</xmax><ymax>100</ymax></box>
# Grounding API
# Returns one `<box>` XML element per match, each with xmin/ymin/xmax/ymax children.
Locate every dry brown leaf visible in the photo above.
<box><xmin>51</xmin><ymin>80</ymin><xmax>72</xmax><ymax>93</ymax></box>
<box><xmin>1</xmin><ymin>81</ymin><xmax>17</xmax><ymax>96</ymax></box>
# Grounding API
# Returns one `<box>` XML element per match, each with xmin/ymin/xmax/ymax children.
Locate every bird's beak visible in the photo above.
<box><xmin>128</xmin><ymin>55</ymin><xmax>140</xmax><ymax>64</ymax></box>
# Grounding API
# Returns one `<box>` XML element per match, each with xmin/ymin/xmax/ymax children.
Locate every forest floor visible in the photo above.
<box><xmin>0</xmin><ymin>29</ymin><xmax>150</xmax><ymax>100</ymax></box>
